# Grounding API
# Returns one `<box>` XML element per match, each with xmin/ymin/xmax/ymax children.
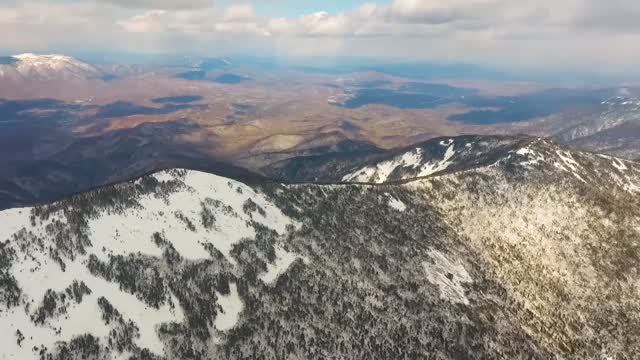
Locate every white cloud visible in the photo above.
<box><xmin>223</xmin><ymin>4</ymin><xmax>256</xmax><ymax>22</ymax></box>
<box><xmin>1</xmin><ymin>0</ymin><xmax>640</xmax><ymax>73</ymax></box>
<box><xmin>389</xmin><ymin>0</ymin><xmax>474</xmax><ymax>24</ymax></box>
<box><xmin>266</xmin><ymin>17</ymin><xmax>292</xmax><ymax>35</ymax></box>
<box><xmin>98</xmin><ymin>0</ymin><xmax>214</xmax><ymax>10</ymax></box>
<box><xmin>298</xmin><ymin>12</ymin><xmax>352</xmax><ymax>36</ymax></box>
<box><xmin>118</xmin><ymin>10</ymin><xmax>169</xmax><ymax>33</ymax></box>
<box><xmin>215</xmin><ymin>22</ymin><xmax>270</xmax><ymax>36</ymax></box>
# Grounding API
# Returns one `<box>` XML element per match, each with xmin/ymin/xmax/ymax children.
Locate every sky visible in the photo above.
<box><xmin>0</xmin><ymin>0</ymin><xmax>639</xmax><ymax>75</ymax></box>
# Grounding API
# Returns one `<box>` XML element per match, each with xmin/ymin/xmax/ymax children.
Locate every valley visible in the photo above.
<box><xmin>1</xmin><ymin>54</ymin><xmax>639</xmax><ymax>210</ymax></box>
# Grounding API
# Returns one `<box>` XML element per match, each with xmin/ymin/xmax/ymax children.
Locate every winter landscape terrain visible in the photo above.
<box><xmin>1</xmin><ymin>53</ymin><xmax>640</xmax><ymax>212</ymax></box>
<box><xmin>3</xmin><ymin>0</ymin><xmax>640</xmax><ymax>357</ymax></box>
<box><xmin>1</xmin><ymin>134</ymin><xmax>639</xmax><ymax>359</ymax></box>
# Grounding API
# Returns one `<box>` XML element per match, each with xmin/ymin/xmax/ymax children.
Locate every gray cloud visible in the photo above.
<box><xmin>573</xmin><ymin>0</ymin><xmax>640</xmax><ymax>32</ymax></box>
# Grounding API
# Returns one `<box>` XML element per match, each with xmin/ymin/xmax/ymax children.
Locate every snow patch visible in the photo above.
<box><xmin>556</xmin><ymin>151</ymin><xmax>581</xmax><ymax>172</ymax></box>
<box><xmin>417</xmin><ymin>145</ymin><xmax>456</xmax><ymax>177</ymax></box>
<box><xmin>625</xmin><ymin>178</ymin><xmax>640</xmax><ymax>193</ymax></box>
<box><xmin>215</xmin><ymin>283</ymin><xmax>243</xmax><ymax>331</ymax></box>
<box><xmin>261</xmin><ymin>247</ymin><xmax>301</xmax><ymax>284</ymax></box>
<box><xmin>516</xmin><ymin>147</ymin><xmax>532</xmax><ymax>156</ymax></box>
<box><xmin>399</xmin><ymin>148</ymin><xmax>424</xmax><ymax>168</ymax></box>
<box><xmin>423</xmin><ymin>250</ymin><xmax>472</xmax><ymax>305</ymax></box>
<box><xmin>554</xmin><ymin>151</ymin><xmax>589</xmax><ymax>183</ymax></box>
<box><xmin>0</xmin><ymin>207</ymin><xmax>31</xmax><ymax>241</ymax></box>
<box><xmin>89</xmin><ymin>170</ymin><xmax>296</xmax><ymax>264</ymax></box>
<box><xmin>388</xmin><ymin>197</ymin><xmax>407</xmax><ymax>212</ymax></box>
<box><xmin>516</xmin><ymin>147</ymin><xmax>545</xmax><ymax>167</ymax></box>
<box><xmin>342</xmin><ymin>148</ymin><xmax>424</xmax><ymax>183</ymax></box>
<box><xmin>8</xmin><ymin>248</ymin><xmax>183</xmax><ymax>357</ymax></box>
<box><xmin>612</xmin><ymin>159</ymin><xmax>628</xmax><ymax>172</ymax></box>
<box><xmin>342</xmin><ymin>145</ymin><xmax>458</xmax><ymax>183</ymax></box>
<box><xmin>0</xmin><ymin>168</ymin><xmax>301</xmax><ymax>358</ymax></box>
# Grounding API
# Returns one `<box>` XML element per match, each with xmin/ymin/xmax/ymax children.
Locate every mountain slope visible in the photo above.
<box><xmin>403</xmin><ymin>138</ymin><xmax>640</xmax><ymax>358</ymax></box>
<box><xmin>555</xmin><ymin>96</ymin><xmax>640</xmax><ymax>159</ymax></box>
<box><xmin>0</xmin><ymin>119</ymin><xmax>267</xmax><ymax>211</ymax></box>
<box><xmin>273</xmin><ymin>133</ymin><xmax>639</xmax><ymax>191</ymax></box>
<box><xmin>0</xmin><ymin>136</ymin><xmax>639</xmax><ymax>359</ymax></box>
<box><xmin>260</xmin><ymin>135</ymin><xmax>523</xmax><ymax>183</ymax></box>
<box><xmin>339</xmin><ymin>135</ymin><xmax>640</xmax><ymax>191</ymax></box>
<box><xmin>340</xmin><ymin>135</ymin><xmax>528</xmax><ymax>183</ymax></box>
<box><xmin>0</xmin><ymin>54</ymin><xmax>102</xmax><ymax>82</ymax></box>
<box><xmin>259</xmin><ymin>139</ymin><xmax>385</xmax><ymax>182</ymax></box>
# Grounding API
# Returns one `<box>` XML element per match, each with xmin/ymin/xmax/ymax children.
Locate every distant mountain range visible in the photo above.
<box><xmin>0</xmin><ymin>53</ymin><xmax>152</xmax><ymax>85</ymax></box>
<box><xmin>0</xmin><ymin>135</ymin><xmax>638</xmax><ymax>359</ymax></box>
<box><xmin>0</xmin><ymin>52</ymin><xmax>640</xmax><ymax>213</ymax></box>
<box><xmin>556</xmin><ymin>96</ymin><xmax>640</xmax><ymax>159</ymax></box>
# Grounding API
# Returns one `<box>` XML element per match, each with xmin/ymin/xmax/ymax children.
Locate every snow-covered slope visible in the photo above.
<box><xmin>0</xmin><ymin>53</ymin><xmax>101</xmax><ymax>81</ymax></box>
<box><xmin>341</xmin><ymin>135</ymin><xmax>640</xmax><ymax>192</ymax></box>
<box><xmin>338</xmin><ymin>136</ymin><xmax>526</xmax><ymax>183</ymax></box>
<box><xmin>551</xmin><ymin>95</ymin><xmax>640</xmax><ymax>159</ymax></box>
<box><xmin>342</xmin><ymin>138</ymin><xmax>458</xmax><ymax>182</ymax></box>
<box><xmin>559</xmin><ymin>96</ymin><xmax>640</xmax><ymax>141</ymax></box>
<box><xmin>0</xmin><ymin>169</ymin><xmax>303</xmax><ymax>359</ymax></box>
<box><xmin>1</xmin><ymin>136</ymin><xmax>640</xmax><ymax>359</ymax></box>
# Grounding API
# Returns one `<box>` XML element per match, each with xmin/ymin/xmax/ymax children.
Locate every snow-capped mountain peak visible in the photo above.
<box><xmin>0</xmin><ymin>53</ymin><xmax>100</xmax><ymax>81</ymax></box>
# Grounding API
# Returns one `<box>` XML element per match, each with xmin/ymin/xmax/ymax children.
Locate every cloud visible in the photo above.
<box><xmin>223</xmin><ymin>4</ymin><xmax>256</xmax><ymax>22</ymax></box>
<box><xmin>388</xmin><ymin>0</ymin><xmax>479</xmax><ymax>24</ymax></box>
<box><xmin>118</xmin><ymin>10</ymin><xmax>169</xmax><ymax>32</ymax></box>
<box><xmin>297</xmin><ymin>12</ymin><xmax>352</xmax><ymax>36</ymax></box>
<box><xmin>572</xmin><ymin>0</ymin><xmax>640</xmax><ymax>33</ymax></box>
<box><xmin>97</xmin><ymin>0</ymin><xmax>213</xmax><ymax>10</ymax></box>
<box><xmin>2</xmin><ymin>0</ymin><xmax>640</xmax><ymax>74</ymax></box>
<box><xmin>119</xmin><ymin>9</ymin><xmax>216</xmax><ymax>33</ymax></box>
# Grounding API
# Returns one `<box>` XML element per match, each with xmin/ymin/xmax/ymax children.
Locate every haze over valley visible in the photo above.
<box><xmin>1</xmin><ymin>53</ymin><xmax>639</xmax><ymax>209</ymax></box>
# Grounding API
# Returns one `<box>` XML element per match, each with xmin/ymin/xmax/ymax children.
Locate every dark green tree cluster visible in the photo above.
<box><xmin>0</xmin><ymin>239</ymin><xmax>20</xmax><ymax>309</ymax></box>
<box><xmin>31</xmin><ymin>281</ymin><xmax>92</xmax><ymax>325</ymax></box>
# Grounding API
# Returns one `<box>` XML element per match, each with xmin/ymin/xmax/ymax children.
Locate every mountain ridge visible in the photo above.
<box><xmin>265</xmin><ymin>134</ymin><xmax>640</xmax><ymax>186</ymax></box>
<box><xmin>0</xmin><ymin>135</ymin><xmax>639</xmax><ymax>359</ymax></box>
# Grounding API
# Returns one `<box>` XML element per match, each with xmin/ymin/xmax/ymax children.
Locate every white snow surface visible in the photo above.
<box><xmin>417</xmin><ymin>145</ymin><xmax>455</xmax><ymax>177</ymax></box>
<box><xmin>90</xmin><ymin>170</ymin><xmax>296</xmax><ymax>263</ymax></box>
<box><xmin>0</xmin><ymin>169</ymin><xmax>304</xmax><ymax>358</ymax></box>
<box><xmin>388</xmin><ymin>196</ymin><xmax>407</xmax><ymax>212</ymax></box>
<box><xmin>612</xmin><ymin>159</ymin><xmax>628</xmax><ymax>172</ymax></box>
<box><xmin>214</xmin><ymin>283</ymin><xmax>243</xmax><ymax>332</ymax></box>
<box><xmin>341</xmin><ymin>148</ymin><xmax>424</xmax><ymax>183</ymax></box>
<box><xmin>2</xmin><ymin>235</ymin><xmax>183</xmax><ymax>358</ymax></box>
<box><xmin>342</xmin><ymin>145</ymin><xmax>457</xmax><ymax>183</ymax></box>
<box><xmin>423</xmin><ymin>250</ymin><xmax>473</xmax><ymax>305</ymax></box>
<box><xmin>1</xmin><ymin>53</ymin><xmax>99</xmax><ymax>80</ymax></box>
<box><xmin>515</xmin><ymin>147</ymin><xmax>546</xmax><ymax>167</ymax></box>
